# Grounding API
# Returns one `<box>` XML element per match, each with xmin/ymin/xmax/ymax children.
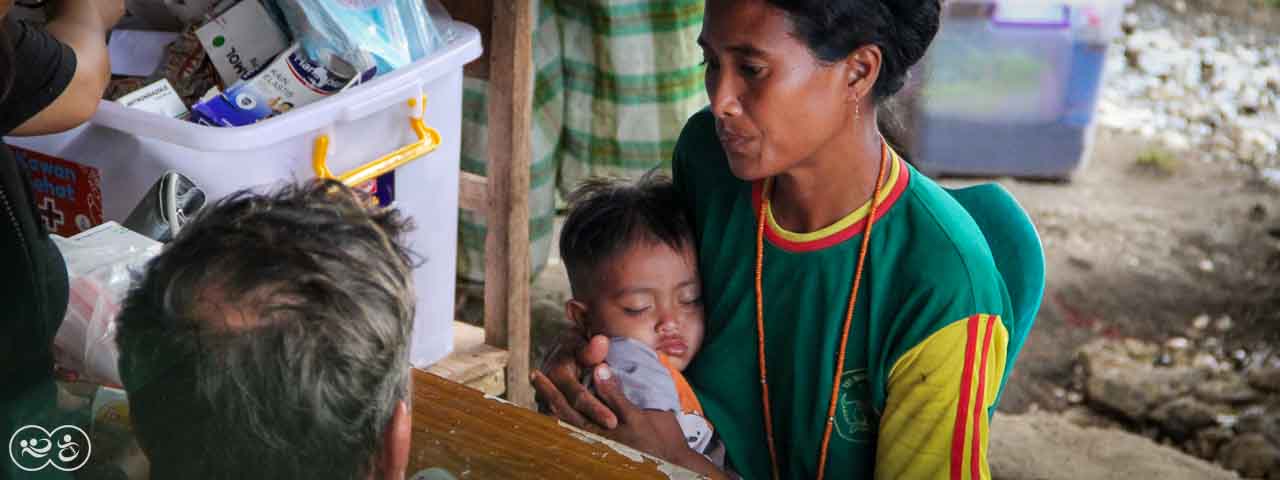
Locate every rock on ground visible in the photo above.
<box><xmin>1248</xmin><ymin>367</ymin><xmax>1280</xmax><ymax>394</ymax></box>
<box><xmin>1098</xmin><ymin>1</ymin><xmax>1280</xmax><ymax>170</ymax></box>
<box><xmin>1196</xmin><ymin>376</ymin><xmax>1263</xmax><ymax>405</ymax></box>
<box><xmin>1078</xmin><ymin>338</ymin><xmax>1207</xmax><ymax>420</ymax></box>
<box><xmin>991</xmin><ymin>412</ymin><xmax>1239</xmax><ymax>480</ymax></box>
<box><xmin>1193</xmin><ymin>427</ymin><xmax>1236</xmax><ymax>461</ymax></box>
<box><xmin>1216</xmin><ymin>433</ymin><xmax>1280</xmax><ymax>479</ymax></box>
<box><xmin>1235</xmin><ymin>408</ymin><xmax>1280</xmax><ymax>455</ymax></box>
<box><xmin>1150</xmin><ymin>397</ymin><xmax>1222</xmax><ymax>439</ymax></box>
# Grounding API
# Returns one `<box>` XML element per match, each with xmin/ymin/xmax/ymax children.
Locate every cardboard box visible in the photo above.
<box><xmin>9</xmin><ymin>147</ymin><xmax>103</xmax><ymax>237</ymax></box>
<box><xmin>195</xmin><ymin>0</ymin><xmax>290</xmax><ymax>86</ymax></box>
<box><xmin>190</xmin><ymin>44</ymin><xmax>362</xmax><ymax>127</ymax></box>
<box><xmin>117</xmin><ymin>79</ymin><xmax>188</xmax><ymax>118</ymax></box>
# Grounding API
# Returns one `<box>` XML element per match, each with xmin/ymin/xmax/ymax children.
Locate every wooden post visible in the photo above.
<box><xmin>483</xmin><ymin>0</ymin><xmax>534</xmax><ymax>408</ymax></box>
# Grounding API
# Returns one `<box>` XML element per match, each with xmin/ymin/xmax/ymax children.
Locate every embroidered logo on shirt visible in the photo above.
<box><xmin>835</xmin><ymin>369</ymin><xmax>875</xmax><ymax>443</ymax></box>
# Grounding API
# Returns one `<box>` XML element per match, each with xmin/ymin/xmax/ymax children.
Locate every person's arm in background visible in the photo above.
<box><xmin>9</xmin><ymin>0</ymin><xmax>124</xmax><ymax>136</ymax></box>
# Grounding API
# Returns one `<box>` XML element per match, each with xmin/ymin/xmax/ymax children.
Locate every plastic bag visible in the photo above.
<box><xmin>52</xmin><ymin>222</ymin><xmax>163</xmax><ymax>387</ymax></box>
<box><xmin>272</xmin><ymin>0</ymin><xmax>453</xmax><ymax>76</ymax></box>
<box><xmin>403</xmin><ymin>0</ymin><xmax>454</xmax><ymax>61</ymax></box>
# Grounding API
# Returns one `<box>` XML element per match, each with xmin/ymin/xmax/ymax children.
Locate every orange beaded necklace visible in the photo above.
<box><xmin>753</xmin><ymin>139</ymin><xmax>891</xmax><ymax>480</ymax></box>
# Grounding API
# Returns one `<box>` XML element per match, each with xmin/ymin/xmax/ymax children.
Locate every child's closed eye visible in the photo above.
<box><xmin>623</xmin><ymin>306</ymin><xmax>652</xmax><ymax>315</ymax></box>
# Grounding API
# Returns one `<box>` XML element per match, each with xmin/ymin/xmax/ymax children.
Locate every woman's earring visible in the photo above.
<box><xmin>855</xmin><ymin>99</ymin><xmax>861</xmax><ymax>121</ymax></box>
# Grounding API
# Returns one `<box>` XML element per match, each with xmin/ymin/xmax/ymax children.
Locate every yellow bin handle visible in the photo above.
<box><xmin>312</xmin><ymin>96</ymin><xmax>441</xmax><ymax>187</ymax></box>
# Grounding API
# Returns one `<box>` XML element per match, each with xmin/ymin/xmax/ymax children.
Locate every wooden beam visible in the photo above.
<box><xmin>458</xmin><ymin>172</ymin><xmax>489</xmax><ymax>217</ymax></box>
<box><xmin>483</xmin><ymin>0</ymin><xmax>534</xmax><ymax>408</ymax></box>
<box><xmin>425</xmin><ymin>322</ymin><xmax>508</xmax><ymax>395</ymax></box>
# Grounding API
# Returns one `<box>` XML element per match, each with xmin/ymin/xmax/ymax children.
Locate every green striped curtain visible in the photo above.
<box><xmin>457</xmin><ymin>0</ymin><xmax>708</xmax><ymax>282</ymax></box>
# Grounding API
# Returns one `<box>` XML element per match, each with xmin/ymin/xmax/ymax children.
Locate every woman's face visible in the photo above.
<box><xmin>700</xmin><ymin>0</ymin><xmax>857</xmax><ymax>181</ymax></box>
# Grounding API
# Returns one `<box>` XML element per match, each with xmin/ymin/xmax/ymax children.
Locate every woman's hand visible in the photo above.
<box><xmin>531</xmin><ymin>334</ymin><xmax>619</xmax><ymax>429</ymax></box>
<box><xmin>591</xmin><ymin>364</ymin><xmax>728</xmax><ymax>479</ymax></box>
<box><xmin>531</xmin><ymin>335</ymin><xmax>727</xmax><ymax>478</ymax></box>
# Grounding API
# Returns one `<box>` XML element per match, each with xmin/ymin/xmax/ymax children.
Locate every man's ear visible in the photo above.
<box><xmin>565</xmin><ymin>299</ymin><xmax>591</xmax><ymax>334</ymax></box>
<box><xmin>378</xmin><ymin>400</ymin><xmax>411</xmax><ymax>480</ymax></box>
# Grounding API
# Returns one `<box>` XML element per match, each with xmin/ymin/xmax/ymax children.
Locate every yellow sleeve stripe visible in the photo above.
<box><xmin>876</xmin><ymin>314</ymin><xmax>1009</xmax><ymax>480</ymax></box>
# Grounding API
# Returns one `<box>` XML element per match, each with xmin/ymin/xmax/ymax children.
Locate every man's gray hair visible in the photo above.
<box><xmin>115</xmin><ymin>180</ymin><xmax>416</xmax><ymax>479</ymax></box>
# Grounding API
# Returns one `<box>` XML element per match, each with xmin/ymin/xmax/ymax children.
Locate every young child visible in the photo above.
<box><xmin>558</xmin><ymin>174</ymin><xmax>725</xmax><ymax>467</ymax></box>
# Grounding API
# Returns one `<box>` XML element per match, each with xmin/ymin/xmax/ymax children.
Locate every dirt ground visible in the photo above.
<box><xmin>978</xmin><ymin>127</ymin><xmax>1280</xmax><ymax>415</ymax></box>
<box><xmin>989</xmin><ymin>411</ymin><xmax>1238</xmax><ymax>480</ymax></box>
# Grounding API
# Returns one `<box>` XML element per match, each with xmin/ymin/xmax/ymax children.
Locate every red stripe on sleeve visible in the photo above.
<box><xmin>971</xmin><ymin>314</ymin><xmax>997</xmax><ymax>479</ymax></box>
<box><xmin>950</xmin><ymin>314</ymin><xmax>982</xmax><ymax>480</ymax></box>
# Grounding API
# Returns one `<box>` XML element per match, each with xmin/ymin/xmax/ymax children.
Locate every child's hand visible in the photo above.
<box><xmin>531</xmin><ymin>334</ymin><xmax>618</xmax><ymax>429</ymax></box>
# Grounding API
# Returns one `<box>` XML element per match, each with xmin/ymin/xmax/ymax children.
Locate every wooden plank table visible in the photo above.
<box><xmin>408</xmin><ymin>369</ymin><xmax>700</xmax><ymax>479</ymax></box>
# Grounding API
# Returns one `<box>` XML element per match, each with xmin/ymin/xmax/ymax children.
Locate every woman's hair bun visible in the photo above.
<box><xmin>879</xmin><ymin>0</ymin><xmax>942</xmax><ymax>95</ymax></box>
<box><xmin>766</xmin><ymin>0</ymin><xmax>942</xmax><ymax>99</ymax></box>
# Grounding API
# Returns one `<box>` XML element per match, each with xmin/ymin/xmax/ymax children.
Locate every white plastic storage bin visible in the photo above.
<box><xmin>920</xmin><ymin>3</ymin><xmax>1075</xmax><ymax>124</ymax></box>
<box><xmin>7</xmin><ymin>21</ymin><xmax>482</xmax><ymax>368</ymax></box>
<box><xmin>909</xmin><ymin>0</ymin><xmax>1127</xmax><ymax>179</ymax></box>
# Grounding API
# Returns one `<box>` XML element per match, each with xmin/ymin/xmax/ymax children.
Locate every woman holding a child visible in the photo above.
<box><xmin>534</xmin><ymin>0</ymin><xmax>1028</xmax><ymax>478</ymax></box>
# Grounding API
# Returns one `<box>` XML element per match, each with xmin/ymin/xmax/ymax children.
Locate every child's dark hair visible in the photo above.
<box><xmin>559</xmin><ymin>173</ymin><xmax>694</xmax><ymax>297</ymax></box>
<box><xmin>765</xmin><ymin>0</ymin><xmax>942</xmax><ymax>100</ymax></box>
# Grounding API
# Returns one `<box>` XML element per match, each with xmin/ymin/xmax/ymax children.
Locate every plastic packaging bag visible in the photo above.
<box><xmin>52</xmin><ymin>223</ymin><xmax>163</xmax><ymax>387</ymax></box>
<box><xmin>156</xmin><ymin>25</ymin><xmax>224</xmax><ymax>107</ymax></box>
<box><xmin>273</xmin><ymin>0</ymin><xmax>453</xmax><ymax>76</ymax></box>
<box><xmin>402</xmin><ymin>0</ymin><xmax>454</xmax><ymax>61</ymax></box>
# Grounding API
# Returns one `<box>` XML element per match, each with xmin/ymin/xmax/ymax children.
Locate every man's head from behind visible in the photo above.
<box><xmin>116</xmin><ymin>180</ymin><xmax>416</xmax><ymax>480</ymax></box>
